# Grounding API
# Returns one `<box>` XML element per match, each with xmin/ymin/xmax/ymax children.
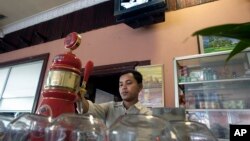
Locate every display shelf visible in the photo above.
<box><xmin>178</xmin><ymin>77</ymin><xmax>250</xmax><ymax>85</ymax></box>
<box><xmin>173</xmin><ymin>49</ymin><xmax>250</xmax><ymax>140</ymax></box>
<box><xmin>186</xmin><ymin>109</ymin><xmax>250</xmax><ymax>112</ymax></box>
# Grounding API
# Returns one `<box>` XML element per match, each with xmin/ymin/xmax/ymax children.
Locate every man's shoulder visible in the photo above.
<box><xmin>99</xmin><ymin>101</ymin><xmax>122</xmax><ymax>106</ymax></box>
<box><xmin>113</xmin><ymin>101</ymin><xmax>123</xmax><ymax>107</ymax></box>
<box><xmin>135</xmin><ymin>102</ymin><xmax>152</xmax><ymax>115</ymax></box>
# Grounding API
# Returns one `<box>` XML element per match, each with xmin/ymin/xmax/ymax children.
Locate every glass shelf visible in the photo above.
<box><xmin>178</xmin><ymin>77</ymin><xmax>250</xmax><ymax>85</ymax></box>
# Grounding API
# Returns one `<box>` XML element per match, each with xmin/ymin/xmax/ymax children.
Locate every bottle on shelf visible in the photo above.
<box><xmin>185</xmin><ymin>92</ymin><xmax>195</xmax><ymax>109</ymax></box>
<box><xmin>202</xmin><ymin>68</ymin><xmax>207</xmax><ymax>81</ymax></box>
<box><xmin>179</xmin><ymin>65</ymin><xmax>191</xmax><ymax>82</ymax></box>
<box><xmin>212</xmin><ymin>70</ymin><xmax>217</xmax><ymax>80</ymax></box>
<box><xmin>195</xmin><ymin>93</ymin><xmax>205</xmax><ymax>109</ymax></box>
<box><xmin>209</xmin><ymin>91</ymin><xmax>220</xmax><ymax>109</ymax></box>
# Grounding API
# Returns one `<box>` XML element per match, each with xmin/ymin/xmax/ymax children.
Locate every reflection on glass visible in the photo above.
<box><xmin>5</xmin><ymin>113</ymin><xmax>50</xmax><ymax>141</ymax></box>
<box><xmin>0</xmin><ymin>116</ymin><xmax>12</xmax><ymax>140</ymax></box>
<box><xmin>45</xmin><ymin>113</ymin><xmax>107</xmax><ymax>141</ymax></box>
<box><xmin>169</xmin><ymin>120</ymin><xmax>218</xmax><ymax>141</ymax></box>
<box><xmin>108</xmin><ymin>114</ymin><xmax>178</xmax><ymax>141</ymax></box>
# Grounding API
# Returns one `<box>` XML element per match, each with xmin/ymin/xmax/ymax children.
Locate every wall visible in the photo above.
<box><xmin>0</xmin><ymin>0</ymin><xmax>249</xmax><ymax>107</ymax></box>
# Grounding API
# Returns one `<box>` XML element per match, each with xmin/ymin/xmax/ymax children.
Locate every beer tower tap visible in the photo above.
<box><xmin>36</xmin><ymin>32</ymin><xmax>93</xmax><ymax>118</ymax></box>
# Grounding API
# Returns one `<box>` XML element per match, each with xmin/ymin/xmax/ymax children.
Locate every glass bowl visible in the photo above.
<box><xmin>108</xmin><ymin>114</ymin><xmax>179</xmax><ymax>141</ymax></box>
<box><xmin>45</xmin><ymin>113</ymin><xmax>107</xmax><ymax>141</ymax></box>
<box><xmin>5</xmin><ymin>113</ymin><xmax>51</xmax><ymax>141</ymax></box>
<box><xmin>169</xmin><ymin>120</ymin><xmax>218</xmax><ymax>141</ymax></box>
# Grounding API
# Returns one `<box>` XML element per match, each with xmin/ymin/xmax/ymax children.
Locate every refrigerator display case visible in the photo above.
<box><xmin>173</xmin><ymin>49</ymin><xmax>250</xmax><ymax>140</ymax></box>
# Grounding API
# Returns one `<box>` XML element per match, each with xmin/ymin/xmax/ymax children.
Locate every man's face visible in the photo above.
<box><xmin>119</xmin><ymin>73</ymin><xmax>142</xmax><ymax>102</ymax></box>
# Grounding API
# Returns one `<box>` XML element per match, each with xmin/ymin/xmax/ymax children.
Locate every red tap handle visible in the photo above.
<box><xmin>83</xmin><ymin>60</ymin><xmax>94</xmax><ymax>84</ymax></box>
<box><xmin>79</xmin><ymin>60</ymin><xmax>93</xmax><ymax>96</ymax></box>
<box><xmin>77</xmin><ymin>61</ymin><xmax>93</xmax><ymax>114</ymax></box>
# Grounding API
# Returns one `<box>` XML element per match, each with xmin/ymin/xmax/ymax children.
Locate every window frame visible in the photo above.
<box><xmin>0</xmin><ymin>53</ymin><xmax>49</xmax><ymax>113</ymax></box>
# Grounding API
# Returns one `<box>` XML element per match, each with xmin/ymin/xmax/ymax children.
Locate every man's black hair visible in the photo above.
<box><xmin>119</xmin><ymin>69</ymin><xmax>143</xmax><ymax>84</ymax></box>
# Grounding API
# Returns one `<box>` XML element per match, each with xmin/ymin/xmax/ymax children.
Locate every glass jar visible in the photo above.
<box><xmin>108</xmin><ymin>114</ymin><xmax>178</xmax><ymax>141</ymax></box>
<box><xmin>169</xmin><ymin>120</ymin><xmax>217</xmax><ymax>141</ymax></box>
<box><xmin>45</xmin><ymin>113</ymin><xmax>107</xmax><ymax>141</ymax></box>
<box><xmin>5</xmin><ymin>113</ymin><xmax>50</xmax><ymax>141</ymax></box>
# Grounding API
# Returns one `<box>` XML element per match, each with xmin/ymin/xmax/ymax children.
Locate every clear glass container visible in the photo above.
<box><xmin>108</xmin><ymin>114</ymin><xmax>178</xmax><ymax>141</ymax></box>
<box><xmin>45</xmin><ymin>113</ymin><xmax>107</xmax><ymax>141</ymax></box>
<box><xmin>0</xmin><ymin>116</ymin><xmax>13</xmax><ymax>140</ymax></box>
<box><xmin>169</xmin><ymin>120</ymin><xmax>218</xmax><ymax>141</ymax></box>
<box><xmin>5</xmin><ymin>113</ymin><xmax>51</xmax><ymax>141</ymax></box>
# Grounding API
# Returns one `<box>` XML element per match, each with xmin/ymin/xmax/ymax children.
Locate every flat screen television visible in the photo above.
<box><xmin>114</xmin><ymin>0</ymin><xmax>167</xmax><ymax>26</ymax></box>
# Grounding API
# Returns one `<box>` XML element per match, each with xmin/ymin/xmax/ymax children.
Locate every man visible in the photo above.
<box><xmin>79</xmin><ymin>70</ymin><xmax>152</xmax><ymax>127</ymax></box>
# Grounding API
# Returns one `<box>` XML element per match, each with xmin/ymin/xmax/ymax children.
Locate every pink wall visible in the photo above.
<box><xmin>0</xmin><ymin>0</ymin><xmax>250</xmax><ymax>107</ymax></box>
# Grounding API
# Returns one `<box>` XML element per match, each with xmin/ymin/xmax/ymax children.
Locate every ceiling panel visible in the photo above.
<box><xmin>0</xmin><ymin>0</ymin><xmax>72</xmax><ymax>27</ymax></box>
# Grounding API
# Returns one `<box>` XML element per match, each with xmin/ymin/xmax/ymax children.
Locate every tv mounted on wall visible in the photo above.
<box><xmin>114</xmin><ymin>0</ymin><xmax>167</xmax><ymax>28</ymax></box>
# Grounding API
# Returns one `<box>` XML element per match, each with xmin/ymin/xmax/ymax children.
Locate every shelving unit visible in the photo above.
<box><xmin>173</xmin><ymin>49</ymin><xmax>250</xmax><ymax>140</ymax></box>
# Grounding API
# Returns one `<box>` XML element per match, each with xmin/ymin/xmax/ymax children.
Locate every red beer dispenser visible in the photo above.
<box><xmin>37</xmin><ymin>32</ymin><xmax>90</xmax><ymax>118</ymax></box>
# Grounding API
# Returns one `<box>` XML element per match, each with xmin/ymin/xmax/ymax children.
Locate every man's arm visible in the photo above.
<box><xmin>81</xmin><ymin>96</ymin><xmax>89</xmax><ymax>113</ymax></box>
<box><xmin>76</xmin><ymin>87</ymin><xmax>89</xmax><ymax>114</ymax></box>
<box><xmin>77</xmin><ymin>87</ymin><xmax>111</xmax><ymax>120</ymax></box>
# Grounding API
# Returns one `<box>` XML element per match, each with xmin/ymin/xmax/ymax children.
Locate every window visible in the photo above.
<box><xmin>0</xmin><ymin>53</ymin><xmax>49</xmax><ymax>114</ymax></box>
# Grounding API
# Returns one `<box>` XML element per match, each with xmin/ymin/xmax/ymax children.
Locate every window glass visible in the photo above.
<box><xmin>0</xmin><ymin>97</ymin><xmax>34</xmax><ymax>112</ymax></box>
<box><xmin>0</xmin><ymin>68</ymin><xmax>10</xmax><ymax>97</ymax></box>
<box><xmin>0</xmin><ymin>53</ymin><xmax>49</xmax><ymax>113</ymax></box>
<box><xmin>2</xmin><ymin>61</ymin><xmax>43</xmax><ymax>98</ymax></box>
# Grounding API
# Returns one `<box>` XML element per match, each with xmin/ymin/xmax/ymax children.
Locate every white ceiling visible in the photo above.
<box><xmin>0</xmin><ymin>0</ymin><xmax>108</xmax><ymax>37</ymax></box>
<box><xmin>0</xmin><ymin>0</ymin><xmax>71</xmax><ymax>26</ymax></box>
